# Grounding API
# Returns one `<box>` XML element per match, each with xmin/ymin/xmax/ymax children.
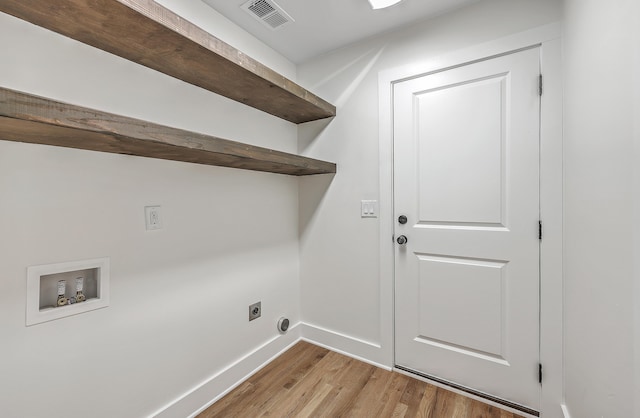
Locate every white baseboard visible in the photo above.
<box><xmin>300</xmin><ymin>322</ymin><xmax>391</xmax><ymax>371</ymax></box>
<box><xmin>152</xmin><ymin>322</ymin><xmax>393</xmax><ymax>417</ymax></box>
<box><xmin>150</xmin><ymin>321</ymin><xmax>560</xmax><ymax>418</ymax></box>
<box><xmin>151</xmin><ymin>324</ymin><xmax>302</xmax><ymax>418</ymax></box>
<box><xmin>561</xmin><ymin>404</ymin><xmax>571</xmax><ymax>418</ymax></box>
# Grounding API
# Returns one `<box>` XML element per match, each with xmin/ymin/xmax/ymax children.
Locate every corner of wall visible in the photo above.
<box><xmin>300</xmin><ymin>322</ymin><xmax>392</xmax><ymax>371</ymax></box>
<box><xmin>153</xmin><ymin>325</ymin><xmax>302</xmax><ymax>418</ymax></box>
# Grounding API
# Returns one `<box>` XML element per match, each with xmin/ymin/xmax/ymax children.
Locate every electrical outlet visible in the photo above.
<box><xmin>249</xmin><ymin>301</ymin><xmax>261</xmax><ymax>321</ymax></box>
<box><xmin>145</xmin><ymin>206</ymin><xmax>162</xmax><ymax>230</ymax></box>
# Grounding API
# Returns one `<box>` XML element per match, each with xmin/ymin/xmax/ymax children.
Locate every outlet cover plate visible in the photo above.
<box><xmin>145</xmin><ymin>206</ymin><xmax>162</xmax><ymax>230</ymax></box>
<box><xmin>249</xmin><ymin>301</ymin><xmax>261</xmax><ymax>321</ymax></box>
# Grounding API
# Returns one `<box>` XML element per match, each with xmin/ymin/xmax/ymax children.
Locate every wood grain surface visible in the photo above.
<box><xmin>0</xmin><ymin>0</ymin><xmax>336</xmax><ymax>123</ymax></box>
<box><xmin>0</xmin><ymin>87</ymin><xmax>336</xmax><ymax>176</ymax></box>
<box><xmin>198</xmin><ymin>341</ymin><xmax>526</xmax><ymax>417</ymax></box>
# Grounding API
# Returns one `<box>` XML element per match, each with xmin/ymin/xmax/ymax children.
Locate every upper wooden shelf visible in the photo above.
<box><xmin>0</xmin><ymin>87</ymin><xmax>336</xmax><ymax>176</ymax></box>
<box><xmin>0</xmin><ymin>0</ymin><xmax>336</xmax><ymax>124</ymax></box>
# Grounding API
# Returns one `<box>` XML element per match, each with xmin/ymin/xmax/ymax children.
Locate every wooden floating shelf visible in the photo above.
<box><xmin>0</xmin><ymin>88</ymin><xmax>337</xmax><ymax>176</ymax></box>
<box><xmin>0</xmin><ymin>0</ymin><xmax>336</xmax><ymax>124</ymax></box>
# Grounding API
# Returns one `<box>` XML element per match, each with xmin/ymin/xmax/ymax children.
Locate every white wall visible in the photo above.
<box><xmin>635</xmin><ymin>6</ymin><xmax>640</xmax><ymax>417</ymax></box>
<box><xmin>4</xmin><ymin>1</ymin><xmax>638</xmax><ymax>417</ymax></box>
<box><xmin>563</xmin><ymin>1</ymin><xmax>639</xmax><ymax>417</ymax></box>
<box><xmin>297</xmin><ymin>0</ymin><xmax>562</xmax><ymax>367</ymax></box>
<box><xmin>0</xmin><ymin>4</ymin><xmax>300</xmax><ymax>417</ymax></box>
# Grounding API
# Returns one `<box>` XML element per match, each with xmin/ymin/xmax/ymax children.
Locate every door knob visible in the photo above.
<box><xmin>396</xmin><ymin>235</ymin><xmax>408</xmax><ymax>245</ymax></box>
<box><xmin>398</xmin><ymin>215</ymin><xmax>407</xmax><ymax>224</ymax></box>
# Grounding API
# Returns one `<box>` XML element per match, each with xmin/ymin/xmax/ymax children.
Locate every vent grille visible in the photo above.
<box><xmin>242</xmin><ymin>0</ymin><xmax>294</xmax><ymax>30</ymax></box>
<box><xmin>264</xmin><ymin>13</ymin><xmax>289</xmax><ymax>28</ymax></box>
<box><xmin>248</xmin><ymin>0</ymin><xmax>275</xmax><ymax>17</ymax></box>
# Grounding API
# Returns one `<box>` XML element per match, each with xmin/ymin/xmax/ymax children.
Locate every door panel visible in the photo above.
<box><xmin>417</xmin><ymin>255</ymin><xmax>505</xmax><ymax>358</ymax></box>
<box><xmin>417</xmin><ymin>75</ymin><xmax>506</xmax><ymax>225</ymax></box>
<box><xmin>394</xmin><ymin>48</ymin><xmax>540</xmax><ymax>410</ymax></box>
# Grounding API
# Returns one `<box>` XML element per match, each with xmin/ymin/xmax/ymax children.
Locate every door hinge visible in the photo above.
<box><xmin>538</xmin><ymin>221</ymin><xmax>543</xmax><ymax>240</ymax></box>
<box><xmin>538</xmin><ymin>74</ymin><xmax>543</xmax><ymax>96</ymax></box>
<box><xmin>539</xmin><ymin>363</ymin><xmax>543</xmax><ymax>384</ymax></box>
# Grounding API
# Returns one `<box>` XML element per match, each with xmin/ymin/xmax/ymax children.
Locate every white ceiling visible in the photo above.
<box><xmin>201</xmin><ymin>0</ymin><xmax>480</xmax><ymax>63</ymax></box>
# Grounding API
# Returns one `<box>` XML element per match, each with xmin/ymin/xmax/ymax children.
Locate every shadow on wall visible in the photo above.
<box><xmin>298</xmin><ymin>118</ymin><xmax>333</xmax><ymax>154</ymax></box>
<box><xmin>308</xmin><ymin>46</ymin><xmax>386</xmax><ymax>110</ymax></box>
<box><xmin>299</xmin><ymin>173</ymin><xmax>335</xmax><ymax>233</ymax></box>
<box><xmin>297</xmin><ymin>47</ymin><xmax>385</xmax><ymax>235</ymax></box>
<box><xmin>297</xmin><ymin>119</ymin><xmax>335</xmax><ymax>233</ymax></box>
<box><xmin>297</xmin><ymin>45</ymin><xmax>385</xmax><ymax>153</ymax></box>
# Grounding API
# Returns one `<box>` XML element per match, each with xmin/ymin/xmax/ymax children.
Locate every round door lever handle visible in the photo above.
<box><xmin>396</xmin><ymin>235</ymin><xmax>408</xmax><ymax>245</ymax></box>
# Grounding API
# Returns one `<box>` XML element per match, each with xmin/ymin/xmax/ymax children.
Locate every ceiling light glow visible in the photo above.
<box><xmin>368</xmin><ymin>0</ymin><xmax>403</xmax><ymax>9</ymax></box>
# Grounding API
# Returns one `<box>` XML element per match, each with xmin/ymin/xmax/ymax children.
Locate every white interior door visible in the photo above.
<box><xmin>394</xmin><ymin>47</ymin><xmax>541</xmax><ymax>411</ymax></box>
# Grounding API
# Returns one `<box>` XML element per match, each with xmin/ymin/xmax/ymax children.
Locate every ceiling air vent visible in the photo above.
<box><xmin>241</xmin><ymin>0</ymin><xmax>294</xmax><ymax>30</ymax></box>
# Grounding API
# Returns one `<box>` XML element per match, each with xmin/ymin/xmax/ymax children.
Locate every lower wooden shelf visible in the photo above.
<box><xmin>0</xmin><ymin>88</ymin><xmax>336</xmax><ymax>176</ymax></box>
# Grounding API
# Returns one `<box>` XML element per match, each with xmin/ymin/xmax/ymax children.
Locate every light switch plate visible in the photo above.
<box><xmin>361</xmin><ymin>200</ymin><xmax>378</xmax><ymax>218</ymax></box>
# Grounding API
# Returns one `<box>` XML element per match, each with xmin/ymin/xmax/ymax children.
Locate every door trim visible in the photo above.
<box><xmin>377</xmin><ymin>23</ymin><xmax>562</xmax><ymax>416</ymax></box>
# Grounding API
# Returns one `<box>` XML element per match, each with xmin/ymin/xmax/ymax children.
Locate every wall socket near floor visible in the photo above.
<box><xmin>249</xmin><ymin>301</ymin><xmax>261</xmax><ymax>321</ymax></box>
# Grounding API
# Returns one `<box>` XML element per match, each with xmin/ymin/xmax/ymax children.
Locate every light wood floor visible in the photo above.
<box><xmin>198</xmin><ymin>341</ymin><xmax>525</xmax><ymax>418</ymax></box>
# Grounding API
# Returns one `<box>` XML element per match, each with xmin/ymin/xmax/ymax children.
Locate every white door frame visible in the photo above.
<box><xmin>377</xmin><ymin>23</ymin><xmax>563</xmax><ymax>417</ymax></box>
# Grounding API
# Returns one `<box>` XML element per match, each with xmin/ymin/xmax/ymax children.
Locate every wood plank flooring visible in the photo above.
<box><xmin>198</xmin><ymin>341</ymin><xmax>525</xmax><ymax>418</ymax></box>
